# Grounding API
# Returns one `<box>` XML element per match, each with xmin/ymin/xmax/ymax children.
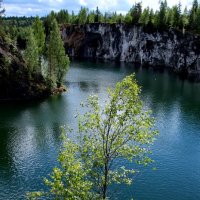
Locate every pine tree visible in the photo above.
<box><xmin>130</xmin><ymin>2</ymin><xmax>142</xmax><ymax>24</ymax></box>
<box><xmin>57</xmin><ymin>9</ymin><xmax>70</xmax><ymax>24</ymax></box>
<box><xmin>117</xmin><ymin>13</ymin><xmax>124</xmax><ymax>23</ymax></box>
<box><xmin>157</xmin><ymin>0</ymin><xmax>168</xmax><ymax>29</ymax></box>
<box><xmin>32</xmin><ymin>16</ymin><xmax>45</xmax><ymax>55</ymax></box>
<box><xmin>124</xmin><ymin>12</ymin><xmax>133</xmax><ymax>24</ymax></box>
<box><xmin>195</xmin><ymin>7</ymin><xmax>200</xmax><ymax>32</ymax></box>
<box><xmin>44</xmin><ymin>11</ymin><xmax>56</xmax><ymax>37</ymax></box>
<box><xmin>140</xmin><ymin>7</ymin><xmax>150</xmax><ymax>25</ymax></box>
<box><xmin>48</xmin><ymin>18</ymin><xmax>70</xmax><ymax>88</ymax></box>
<box><xmin>182</xmin><ymin>7</ymin><xmax>189</xmax><ymax>32</ymax></box>
<box><xmin>24</xmin><ymin>28</ymin><xmax>39</xmax><ymax>78</ymax></box>
<box><xmin>78</xmin><ymin>7</ymin><xmax>88</xmax><ymax>24</ymax></box>
<box><xmin>32</xmin><ymin>16</ymin><xmax>45</xmax><ymax>72</ymax></box>
<box><xmin>70</xmin><ymin>11</ymin><xmax>77</xmax><ymax>24</ymax></box>
<box><xmin>189</xmin><ymin>0</ymin><xmax>198</xmax><ymax>30</ymax></box>
<box><xmin>87</xmin><ymin>11</ymin><xmax>95</xmax><ymax>23</ymax></box>
<box><xmin>173</xmin><ymin>3</ymin><xmax>181</xmax><ymax>28</ymax></box>
<box><xmin>149</xmin><ymin>9</ymin><xmax>154</xmax><ymax>26</ymax></box>
<box><xmin>94</xmin><ymin>7</ymin><xmax>100</xmax><ymax>23</ymax></box>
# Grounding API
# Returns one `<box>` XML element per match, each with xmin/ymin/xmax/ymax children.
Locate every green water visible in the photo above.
<box><xmin>0</xmin><ymin>61</ymin><xmax>200</xmax><ymax>200</ymax></box>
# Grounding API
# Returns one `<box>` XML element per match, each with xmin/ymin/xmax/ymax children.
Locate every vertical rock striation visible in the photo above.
<box><xmin>62</xmin><ymin>23</ymin><xmax>200</xmax><ymax>79</ymax></box>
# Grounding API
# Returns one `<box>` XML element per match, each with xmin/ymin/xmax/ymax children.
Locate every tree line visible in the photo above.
<box><xmin>3</xmin><ymin>0</ymin><xmax>200</xmax><ymax>33</ymax></box>
<box><xmin>52</xmin><ymin>0</ymin><xmax>200</xmax><ymax>33</ymax></box>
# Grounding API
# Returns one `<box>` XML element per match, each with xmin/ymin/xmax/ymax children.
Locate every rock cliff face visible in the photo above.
<box><xmin>62</xmin><ymin>23</ymin><xmax>200</xmax><ymax>80</ymax></box>
<box><xmin>0</xmin><ymin>36</ymin><xmax>50</xmax><ymax>101</ymax></box>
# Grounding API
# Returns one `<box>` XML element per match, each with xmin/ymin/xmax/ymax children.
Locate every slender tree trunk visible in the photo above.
<box><xmin>103</xmin><ymin>162</ymin><xmax>108</xmax><ymax>199</ymax></box>
<box><xmin>39</xmin><ymin>56</ymin><xmax>42</xmax><ymax>74</ymax></box>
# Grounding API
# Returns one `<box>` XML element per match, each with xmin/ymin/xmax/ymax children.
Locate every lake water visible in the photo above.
<box><xmin>0</xmin><ymin>61</ymin><xmax>200</xmax><ymax>200</ymax></box>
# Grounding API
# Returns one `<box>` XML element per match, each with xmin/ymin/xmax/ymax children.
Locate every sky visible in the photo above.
<box><xmin>2</xmin><ymin>0</ymin><xmax>195</xmax><ymax>17</ymax></box>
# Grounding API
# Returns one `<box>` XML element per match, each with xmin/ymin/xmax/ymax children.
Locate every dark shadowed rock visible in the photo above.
<box><xmin>0</xmin><ymin>36</ymin><xmax>51</xmax><ymax>101</ymax></box>
<box><xmin>62</xmin><ymin>23</ymin><xmax>200</xmax><ymax>81</ymax></box>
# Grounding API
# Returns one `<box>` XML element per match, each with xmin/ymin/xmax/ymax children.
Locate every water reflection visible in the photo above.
<box><xmin>66</xmin><ymin>81</ymin><xmax>99</xmax><ymax>93</ymax></box>
<box><xmin>0</xmin><ymin>61</ymin><xmax>200</xmax><ymax>200</ymax></box>
<box><xmin>0</xmin><ymin>96</ymin><xmax>71</xmax><ymax>199</ymax></box>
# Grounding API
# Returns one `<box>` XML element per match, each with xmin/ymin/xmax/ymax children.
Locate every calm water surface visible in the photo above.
<box><xmin>0</xmin><ymin>61</ymin><xmax>200</xmax><ymax>200</ymax></box>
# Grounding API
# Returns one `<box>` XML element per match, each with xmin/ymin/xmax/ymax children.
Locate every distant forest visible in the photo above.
<box><xmin>2</xmin><ymin>0</ymin><xmax>200</xmax><ymax>34</ymax></box>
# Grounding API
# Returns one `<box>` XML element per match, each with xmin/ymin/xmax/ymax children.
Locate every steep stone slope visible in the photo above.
<box><xmin>0</xmin><ymin>36</ymin><xmax>50</xmax><ymax>101</ymax></box>
<box><xmin>62</xmin><ymin>23</ymin><xmax>200</xmax><ymax>80</ymax></box>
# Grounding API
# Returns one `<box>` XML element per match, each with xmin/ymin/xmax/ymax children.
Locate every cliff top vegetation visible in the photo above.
<box><xmin>2</xmin><ymin>0</ymin><xmax>200</xmax><ymax>35</ymax></box>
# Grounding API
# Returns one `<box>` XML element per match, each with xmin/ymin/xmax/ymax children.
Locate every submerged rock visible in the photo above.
<box><xmin>62</xmin><ymin>23</ymin><xmax>200</xmax><ymax>80</ymax></box>
<box><xmin>0</xmin><ymin>36</ymin><xmax>51</xmax><ymax>101</ymax></box>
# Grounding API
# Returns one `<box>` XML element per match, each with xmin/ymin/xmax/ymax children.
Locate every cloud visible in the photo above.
<box><xmin>127</xmin><ymin>0</ymin><xmax>193</xmax><ymax>10</ymax></box>
<box><xmin>3</xmin><ymin>0</ymin><xmax>194</xmax><ymax>17</ymax></box>
<box><xmin>79</xmin><ymin>0</ymin><xmax>87</xmax><ymax>6</ymax></box>
<box><xmin>4</xmin><ymin>3</ymin><xmax>58</xmax><ymax>16</ymax></box>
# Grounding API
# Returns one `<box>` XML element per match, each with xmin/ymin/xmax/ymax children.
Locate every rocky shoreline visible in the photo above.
<box><xmin>1</xmin><ymin>23</ymin><xmax>200</xmax><ymax>101</ymax></box>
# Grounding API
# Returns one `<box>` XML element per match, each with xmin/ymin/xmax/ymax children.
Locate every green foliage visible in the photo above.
<box><xmin>44</xmin><ymin>11</ymin><xmax>56</xmax><ymax>36</ymax></box>
<box><xmin>28</xmin><ymin>133</ymin><xmax>93</xmax><ymax>200</ymax></box>
<box><xmin>139</xmin><ymin>7</ymin><xmax>150</xmax><ymax>25</ymax></box>
<box><xmin>4</xmin><ymin>0</ymin><xmax>200</xmax><ymax>33</ymax></box>
<box><xmin>117</xmin><ymin>14</ymin><xmax>124</xmax><ymax>24</ymax></box>
<box><xmin>48</xmin><ymin>18</ymin><xmax>70</xmax><ymax>88</ymax></box>
<box><xmin>188</xmin><ymin>0</ymin><xmax>200</xmax><ymax>32</ymax></box>
<box><xmin>3</xmin><ymin>16</ymin><xmax>35</xmax><ymax>27</ymax></box>
<box><xmin>1</xmin><ymin>6</ymin><xmax>71</xmax><ymax>96</ymax></box>
<box><xmin>182</xmin><ymin>7</ymin><xmax>189</xmax><ymax>29</ymax></box>
<box><xmin>29</xmin><ymin>74</ymin><xmax>158</xmax><ymax>200</ymax></box>
<box><xmin>189</xmin><ymin>0</ymin><xmax>198</xmax><ymax>30</ymax></box>
<box><xmin>5</xmin><ymin>25</ymin><xmax>18</xmax><ymax>41</ymax></box>
<box><xmin>167</xmin><ymin>3</ymin><xmax>181</xmax><ymax>28</ymax></box>
<box><xmin>24</xmin><ymin>27</ymin><xmax>39</xmax><ymax>77</ymax></box>
<box><xmin>157</xmin><ymin>0</ymin><xmax>168</xmax><ymax>29</ymax></box>
<box><xmin>70</xmin><ymin>11</ymin><xmax>77</xmax><ymax>24</ymax></box>
<box><xmin>56</xmin><ymin>9</ymin><xmax>70</xmax><ymax>24</ymax></box>
<box><xmin>87</xmin><ymin>11</ymin><xmax>95</xmax><ymax>23</ymax></box>
<box><xmin>78</xmin><ymin>7</ymin><xmax>88</xmax><ymax>25</ymax></box>
<box><xmin>77</xmin><ymin>74</ymin><xmax>158</xmax><ymax>198</ymax></box>
<box><xmin>32</xmin><ymin>16</ymin><xmax>45</xmax><ymax>55</ymax></box>
<box><xmin>124</xmin><ymin>13</ymin><xmax>132</xmax><ymax>24</ymax></box>
<box><xmin>148</xmin><ymin>9</ymin><xmax>154</xmax><ymax>25</ymax></box>
<box><xmin>32</xmin><ymin>16</ymin><xmax>45</xmax><ymax>73</ymax></box>
<box><xmin>130</xmin><ymin>3</ymin><xmax>142</xmax><ymax>24</ymax></box>
<box><xmin>94</xmin><ymin>6</ymin><xmax>101</xmax><ymax>23</ymax></box>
